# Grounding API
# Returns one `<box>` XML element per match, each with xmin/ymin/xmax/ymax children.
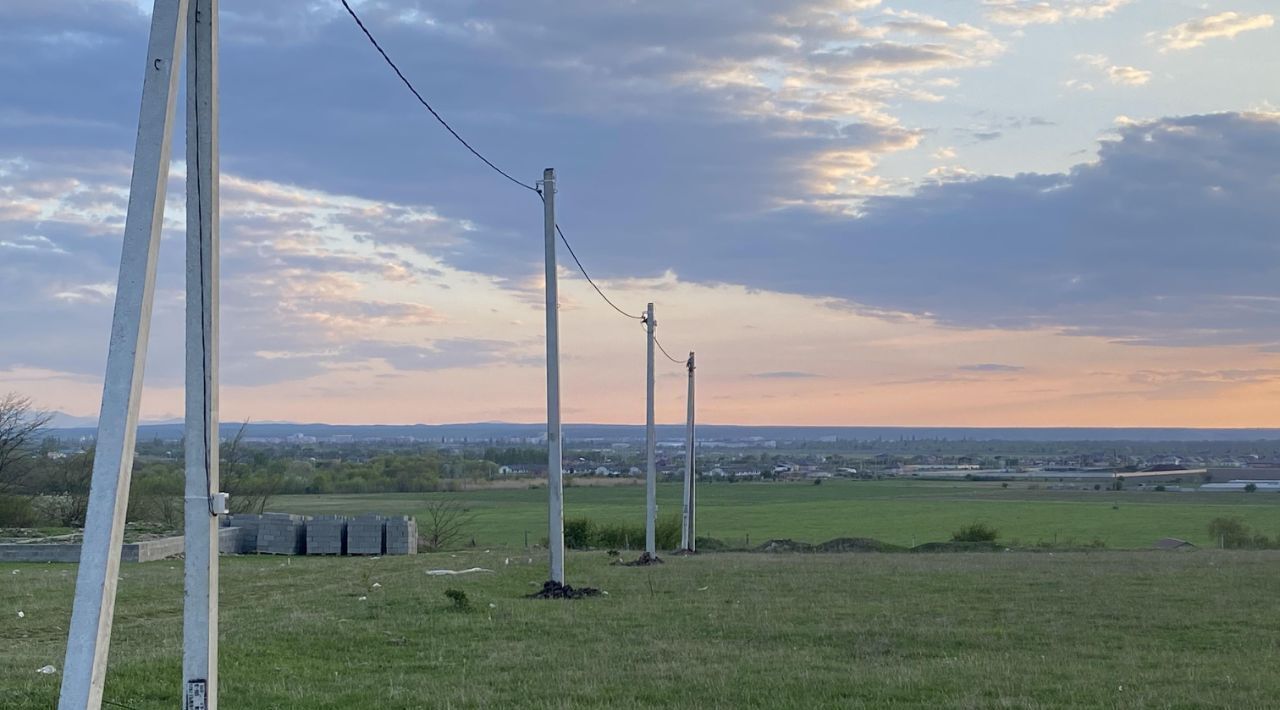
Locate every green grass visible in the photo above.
<box><xmin>5</xmin><ymin>550</ymin><xmax>1280</xmax><ymax>708</ymax></box>
<box><xmin>275</xmin><ymin>479</ymin><xmax>1280</xmax><ymax>549</ymax></box>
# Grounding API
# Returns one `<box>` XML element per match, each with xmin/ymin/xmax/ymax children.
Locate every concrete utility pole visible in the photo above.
<box><xmin>60</xmin><ymin>2</ymin><xmax>190</xmax><ymax>707</ymax></box>
<box><xmin>645</xmin><ymin>303</ymin><xmax>657</xmax><ymax>556</ymax></box>
<box><xmin>681</xmin><ymin>351</ymin><xmax>696</xmax><ymax>552</ymax></box>
<box><xmin>542</xmin><ymin>168</ymin><xmax>565</xmax><ymax>584</ymax></box>
<box><xmin>183</xmin><ymin>0</ymin><xmax>221</xmax><ymax>708</ymax></box>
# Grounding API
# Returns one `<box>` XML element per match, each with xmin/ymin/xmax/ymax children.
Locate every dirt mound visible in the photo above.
<box><xmin>527</xmin><ymin>580</ymin><xmax>602</xmax><ymax>599</ymax></box>
<box><xmin>620</xmin><ymin>551</ymin><xmax>664</xmax><ymax>566</ymax></box>
<box><xmin>815</xmin><ymin>537</ymin><xmax>898</xmax><ymax>553</ymax></box>
<box><xmin>755</xmin><ymin>539</ymin><xmax>815</xmax><ymax>553</ymax></box>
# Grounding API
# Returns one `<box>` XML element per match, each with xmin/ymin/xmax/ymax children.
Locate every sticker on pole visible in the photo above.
<box><xmin>186</xmin><ymin>679</ymin><xmax>208</xmax><ymax>710</ymax></box>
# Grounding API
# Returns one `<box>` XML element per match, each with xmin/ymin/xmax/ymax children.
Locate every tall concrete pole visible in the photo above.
<box><xmin>682</xmin><ymin>351</ymin><xmax>696</xmax><ymax>551</ymax></box>
<box><xmin>60</xmin><ymin>2</ymin><xmax>188</xmax><ymax>707</ymax></box>
<box><xmin>645</xmin><ymin>302</ymin><xmax>657</xmax><ymax>556</ymax></box>
<box><xmin>543</xmin><ymin>168</ymin><xmax>565</xmax><ymax>583</ymax></box>
<box><xmin>183</xmin><ymin>0</ymin><xmax>220</xmax><ymax>707</ymax></box>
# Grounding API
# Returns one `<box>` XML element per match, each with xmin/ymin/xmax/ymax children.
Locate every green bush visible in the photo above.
<box><xmin>0</xmin><ymin>495</ymin><xmax>37</xmax><ymax>527</ymax></box>
<box><xmin>1208</xmin><ymin>517</ymin><xmax>1276</xmax><ymax>549</ymax></box>
<box><xmin>444</xmin><ymin>588</ymin><xmax>472</xmax><ymax>612</ymax></box>
<box><xmin>593</xmin><ymin>520</ymin><xmax>644</xmax><ymax>550</ymax></box>
<box><xmin>951</xmin><ymin>522</ymin><xmax>999</xmax><ymax>543</ymax></box>
<box><xmin>564</xmin><ymin>518</ymin><xmax>595</xmax><ymax>549</ymax></box>
<box><xmin>564</xmin><ymin>515</ymin><xmax>681</xmax><ymax>550</ymax></box>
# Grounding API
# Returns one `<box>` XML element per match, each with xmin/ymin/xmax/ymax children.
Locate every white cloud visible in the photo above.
<box><xmin>1106</xmin><ymin>65</ymin><xmax>1151</xmax><ymax>86</ymax></box>
<box><xmin>1156</xmin><ymin>11</ymin><xmax>1274</xmax><ymax>52</ymax></box>
<box><xmin>983</xmin><ymin>0</ymin><xmax>1131</xmax><ymax>27</ymax></box>
<box><xmin>1075</xmin><ymin>54</ymin><xmax>1150</xmax><ymax>87</ymax></box>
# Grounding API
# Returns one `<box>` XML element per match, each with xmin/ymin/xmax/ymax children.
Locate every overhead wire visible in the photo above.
<box><xmin>641</xmin><ymin>321</ymin><xmax>689</xmax><ymax>366</ymax></box>
<box><xmin>338</xmin><ymin>0</ymin><xmax>538</xmax><ymax>194</ymax></box>
<box><xmin>340</xmin><ymin>0</ymin><xmax>647</xmax><ymax>324</ymax></box>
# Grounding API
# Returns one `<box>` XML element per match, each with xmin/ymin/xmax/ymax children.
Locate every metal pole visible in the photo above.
<box><xmin>682</xmin><ymin>351</ymin><xmax>696</xmax><ymax>551</ymax></box>
<box><xmin>542</xmin><ymin>168</ymin><xmax>564</xmax><ymax>584</ymax></box>
<box><xmin>184</xmin><ymin>0</ymin><xmax>219</xmax><ymax>707</ymax></box>
<box><xmin>645</xmin><ymin>302</ymin><xmax>657</xmax><ymax>556</ymax></box>
<box><xmin>60</xmin><ymin>2</ymin><xmax>188</xmax><ymax>707</ymax></box>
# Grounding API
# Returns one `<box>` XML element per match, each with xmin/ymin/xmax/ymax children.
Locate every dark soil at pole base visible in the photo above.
<box><xmin>527</xmin><ymin>580</ymin><xmax>602</xmax><ymax>599</ymax></box>
<box><xmin>620</xmin><ymin>551</ymin><xmax>664</xmax><ymax>566</ymax></box>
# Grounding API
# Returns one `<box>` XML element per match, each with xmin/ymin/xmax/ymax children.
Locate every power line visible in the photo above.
<box><xmin>338</xmin><ymin>0</ymin><xmax>538</xmax><ymax>193</ymax></box>
<box><xmin>340</xmin><ymin>0</ymin><xmax>645</xmax><ymax>324</ymax></box>
<box><xmin>654</xmin><ymin>335</ymin><xmax>685</xmax><ymax>365</ymax></box>
<box><xmin>641</xmin><ymin>320</ymin><xmax>686</xmax><ymax>365</ymax></box>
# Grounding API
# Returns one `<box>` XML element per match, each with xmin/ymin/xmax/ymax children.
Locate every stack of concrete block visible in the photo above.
<box><xmin>384</xmin><ymin>516</ymin><xmax>418</xmax><ymax>555</ymax></box>
<box><xmin>347</xmin><ymin>514</ymin><xmax>385</xmax><ymax>555</ymax></box>
<box><xmin>306</xmin><ymin>515</ymin><xmax>347</xmax><ymax>555</ymax></box>
<box><xmin>256</xmin><ymin>513</ymin><xmax>307</xmax><ymax>555</ymax></box>
<box><xmin>221</xmin><ymin>513</ymin><xmax>261</xmax><ymax>554</ymax></box>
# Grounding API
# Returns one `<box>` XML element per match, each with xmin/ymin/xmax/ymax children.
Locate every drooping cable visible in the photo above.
<box><xmin>192</xmin><ymin>11</ymin><xmax>216</xmax><ymax>518</ymax></box>
<box><xmin>338</xmin><ymin>0</ymin><xmax>538</xmax><ymax>193</ymax></box>
<box><xmin>340</xmin><ymin>0</ymin><xmax>646</xmax><ymax>323</ymax></box>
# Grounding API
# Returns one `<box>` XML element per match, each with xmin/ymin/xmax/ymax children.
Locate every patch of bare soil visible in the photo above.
<box><xmin>527</xmin><ymin>580</ymin><xmax>602</xmax><ymax>599</ymax></box>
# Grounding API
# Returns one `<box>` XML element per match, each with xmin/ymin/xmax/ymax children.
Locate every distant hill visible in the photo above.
<box><xmin>43</xmin><ymin>420</ymin><xmax>1280</xmax><ymax>443</ymax></box>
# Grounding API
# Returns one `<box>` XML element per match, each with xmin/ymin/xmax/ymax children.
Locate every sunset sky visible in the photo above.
<box><xmin>1</xmin><ymin>0</ymin><xmax>1278</xmax><ymax>427</ymax></box>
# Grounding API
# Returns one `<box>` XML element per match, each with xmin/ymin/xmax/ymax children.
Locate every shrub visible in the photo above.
<box><xmin>564</xmin><ymin>517</ymin><xmax>595</xmax><ymax>549</ymax></box>
<box><xmin>951</xmin><ymin>522</ymin><xmax>998</xmax><ymax>543</ymax></box>
<box><xmin>1154</xmin><ymin>485</ymin><xmax>1166</xmax><ymax>492</ymax></box>
<box><xmin>0</xmin><ymin>495</ymin><xmax>36</xmax><ymax>527</ymax></box>
<box><xmin>444</xmin><ymin>588</ymin><xmax>472</xmax><ymax>612</ymax></box>
<box><xmin>1244</xmin><ymin>483</ymin><xmax>1258</xmax><ymax>493</ymax></box>
<box><xmin>566</xmin><ymin>515</ymin><xmax>681</xmax><ymax>550</ymax></box>
<box><xmin>693</xmin><ymin>536</ymin><xmax>728</xmax><ymax>551</ymax></box>
<box><xmin>1208</xmin><ymin>517</ymin><xmax>1275</xmax><ymax>549</ymax></box>
<box><xmin>593</xmin><ymin>520</ymin><xmax>643</xmax><ymax>550</ymax></box>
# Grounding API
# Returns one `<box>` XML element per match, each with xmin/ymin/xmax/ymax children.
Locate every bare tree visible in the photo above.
<box><xmin>0</xmin><ymin>392</ymin><xmax>53</xmax><ymax>495</ymax></box>
<box><xmin>419</xmin><ymin>500</ymin><xmax>475</xmax><ymax>551</ymax></box>
<box><xmin>219</xmin><ymin>420</ymin><xmax>282</xmax><ymax>514</ymax></box>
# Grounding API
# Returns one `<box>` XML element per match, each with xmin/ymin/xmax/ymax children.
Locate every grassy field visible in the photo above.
<box><xmin>4</xmin><ymin>550</ymin><xmax>1280</xmax><ymax>708</ymax></box>
<box><xmin>275</xmin><ymin>479</ymin><xmax>1280</xmax><ymax>549</ymax></box>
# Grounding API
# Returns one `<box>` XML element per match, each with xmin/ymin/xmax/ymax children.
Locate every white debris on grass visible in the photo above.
<box><xmin>36</xmin><ymin>665</ymin><xmax>56</xmax><ymax>674</ymax></box>
<box><xmin>17</xmin><ymin>611</ymin><xmax>24</xmax><ymax>618</ymax></box>
<box><xmin>371</xmin><ymin>582</ymin><xmax>381</xmax><ymax>589</ymax></box>
<box><xmin>425</xmin><ymin>567</ymin><xmax>493</xmax><ymax>576</ymax></box>
<box><xmin>358</xmin><ymin>596</ymin><xmax>368</xmax><ymax>601</ymax></box>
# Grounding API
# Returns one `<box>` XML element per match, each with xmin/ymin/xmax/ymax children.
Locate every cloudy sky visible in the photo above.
<box><xmin>1</xmin><ymin>0</ymin><xmax>1277</xmax><ymax>427</ymax></box>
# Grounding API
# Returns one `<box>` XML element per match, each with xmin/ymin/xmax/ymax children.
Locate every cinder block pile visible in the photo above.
<box><xmin>221</xmin><ymin>513</ymin><xmax>261</xmax><ymax>554</ymax></box>
<box><xmin>384</xmin><ymin>516</ymin><xmax>418</xmax><ymax>555</ymax></box>
<box><xmin>306</xmin><ymin>515</ymin><xmax>347</xmax><ymax>555</ymax></box>
<box><xmin>256</xmin><ymin>513</ymin><xmax>307</xmax><ymax>554</ymax></box>
<box><xmin>347</xmin><ymin>514</ymin><xmax>386</xmax><ymax>555</ymax></box>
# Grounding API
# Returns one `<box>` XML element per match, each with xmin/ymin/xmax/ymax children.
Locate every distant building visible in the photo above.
<box><xmin>1207</xmin><ymin>467</ymin><xmax>1280</xmax><ymax>482</ymax></box>
<box><xmin>1153</xmin><ymin>538</ymin><xmax>1196</xmax><ymax>551</ymax></box>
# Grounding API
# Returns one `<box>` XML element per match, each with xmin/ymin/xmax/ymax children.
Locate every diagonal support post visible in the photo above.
<box><xmin>59</xmin><ymin>2</ymin><xmax>189</xmax><ymax>708</ymax></box>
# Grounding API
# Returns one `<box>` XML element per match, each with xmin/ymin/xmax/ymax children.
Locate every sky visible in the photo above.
<box><xmin>0</xmin><ymin>0</ymin><xmax>1278</xmax><ymax>427</ymax></box>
